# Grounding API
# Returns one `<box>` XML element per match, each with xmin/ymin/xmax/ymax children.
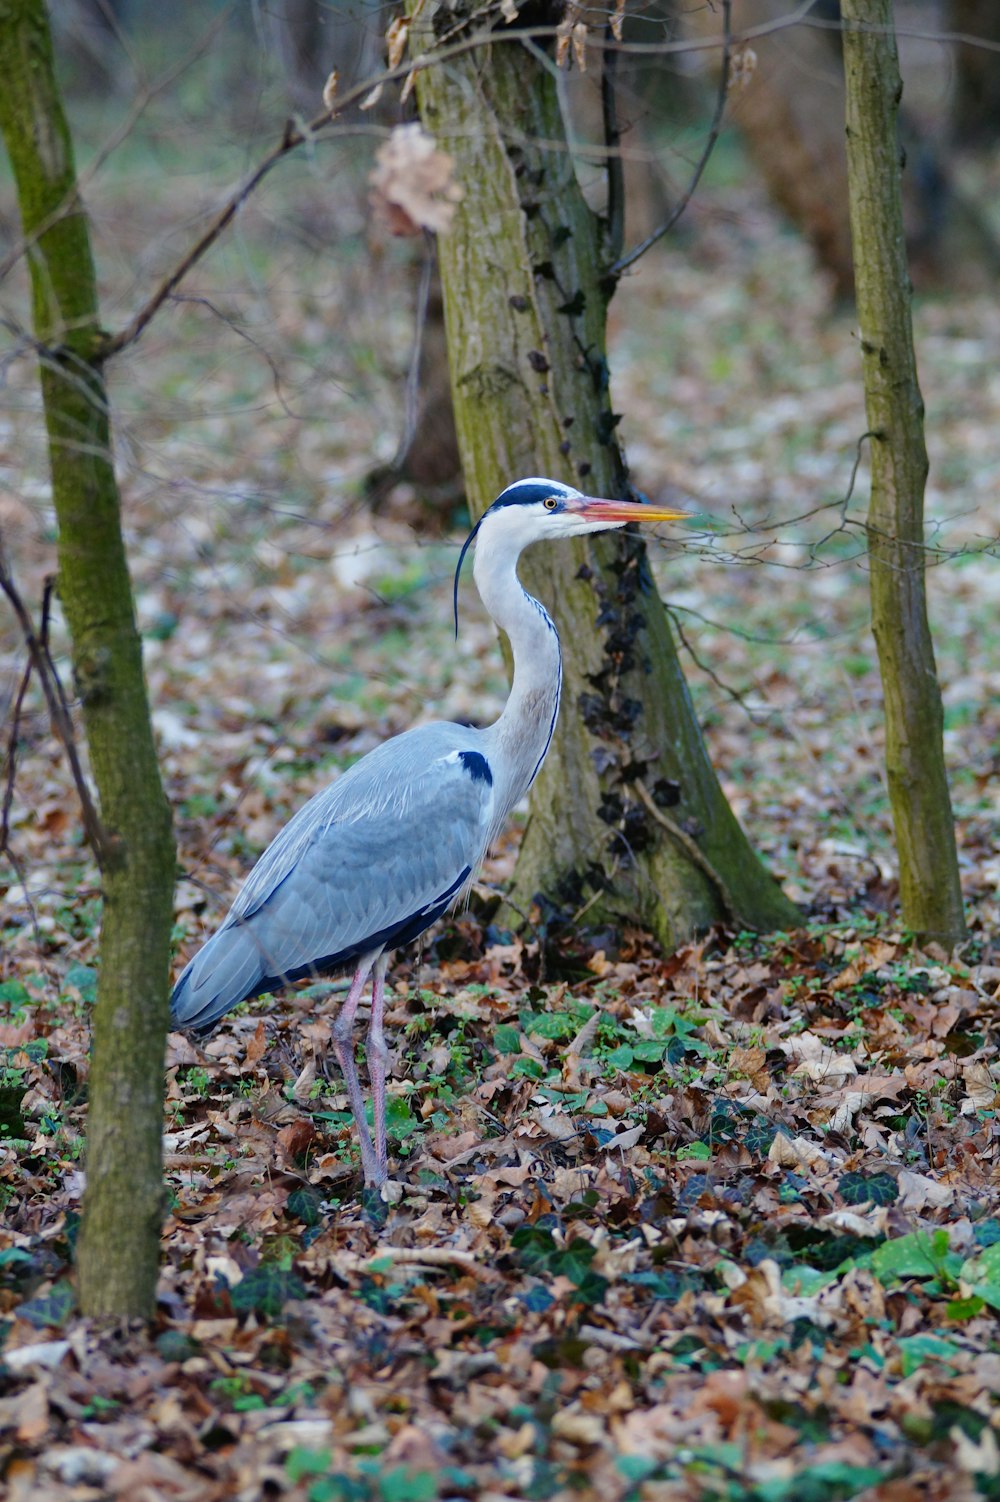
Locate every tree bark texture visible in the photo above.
<box><xmin>841</xmin><ymin>0</ymin><xmax>966</xmax><ymax>945</ymax></box>
<box><xmin>0</xmin><ymin>0</ymin><xmax>176</xmax><ymax>1316</ymax></box>
<box><xmin>412</xmin><ymin>1</ymin><xmax>799</xmax><ymax>948</ymax></box>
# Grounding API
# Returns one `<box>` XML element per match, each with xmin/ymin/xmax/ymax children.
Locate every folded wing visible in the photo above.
<box><xmin>170</xmin><ymin>727</ymin><xmax>494</xmax><ymax>1031</ymax></box>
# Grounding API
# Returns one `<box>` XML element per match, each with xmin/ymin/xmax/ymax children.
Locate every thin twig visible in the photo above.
<box><xmin>98</xmin><ymin>28</ymin><xmax>551</xmax><ymax>360</ymax></box>
<box><xmin>390</xmin><ymin>232</ymin><xmax>436</xmax><ymax>472</ymax></box>
<box><xmin>336</xmin><ymin>1245</ymin><xmax>493</xmax><ymax>1278</ymax></box>
<box><xmin>1</xmin><ymin>643</ymin><xmax>32</xmax><ymax>858</ymax></box>
<box><xmin>167</xmin><ymin>294</ymin><xmax>303</xmax><ymax>420</ymax></box>
<box><xmin>43</xmin><ymin>6</ymin><xmax>835</xmax><ymax>360</ymax></box>
<box><xmin>0</xmin><ymin>16</ymin><xmax>227</xmax><ymax>291</ymax></box>
<box><xmin>612</xmin><ymin>0</ymin><xmax>734</xmax><ymax>276</ymax></box>
<box><xmin>602</xmin><ymin>24</ymin><xmax>625</xmax><ymax>269</ymax></box>
<box><xmin>0</xmin><ymin>619</ymin><xmax>41</xmax><ymax>944</ymax></box>
<box><xmin>666</xmin><ymin>604</ymin><xmax>760</xmax><ymax>717</ymax></box>
<box><xmin>0</xmin><ymin>555</ymin><xmax>114</xmax><ymax>867</ymax></box>
<box><xmin>632</xmin><ymin>778</ymin><xmax>744</xmax><ymax>927</ymax></box>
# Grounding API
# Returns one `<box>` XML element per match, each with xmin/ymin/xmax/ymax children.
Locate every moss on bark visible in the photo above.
<box><xmin>842</xmin><ymin>0</ymin><xmax>966</xmax><ymax>945</ymax></box>
<box><xmin>412</xmin><ymin>2</ymin><xmax>799</xmax><ymax>947</ymax></box>
<box><xmin>0</xmin><ymin>0</ymin><xmax>176</xmax><ymax>1316</ymax></box>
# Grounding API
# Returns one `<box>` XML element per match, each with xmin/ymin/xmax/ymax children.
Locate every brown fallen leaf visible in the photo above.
<box><xmin>962</xmin><ymin>1062</ymin><xmax>997</xmax><ymax>1112</ymax></box>
<box><xmin>275</xmin><ymin>1118</ymin><xmax>318</xmax><ymax>1162</ymax></box>
<box><xmin>895</xmin><ymin>1169</ymin><xmax>955</xmax><ymax>1211</ymax></box>
<box><xmin>0</xmin><ymin>1380</ymin><xmax>49</xmax><ymax>1445</ymax></box>
<box><xmin>730</xmin><ymin>1044</ymin><xmax>770</xmax><ymax>1091</ymax></box>
<box><xmin>0</xmin><ymin>1017</ymin><xmax>35</xmax><ymax>1047</ymax></box>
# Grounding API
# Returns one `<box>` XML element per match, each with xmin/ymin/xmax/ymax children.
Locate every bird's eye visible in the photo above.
<box><xmin>543</xmin><ymin>496</ymin><xmax>559</xmax><ymax>511</ymax></box>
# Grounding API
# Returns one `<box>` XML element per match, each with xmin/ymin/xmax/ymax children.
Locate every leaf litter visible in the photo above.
<box><xmin>1</xmin><ymin>85</ymin><xmax>999</xmax><ymax>1502</ymax></box>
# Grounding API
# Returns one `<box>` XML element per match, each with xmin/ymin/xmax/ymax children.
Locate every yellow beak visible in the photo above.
<box><xmin>570</xmin><ymin>496</ymin><xmax>692</xmax><ymax>524</ymax></box>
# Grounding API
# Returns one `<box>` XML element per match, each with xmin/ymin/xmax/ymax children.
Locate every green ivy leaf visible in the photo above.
<box><xmin>18</xmin><ymin>1279</ymin><xmax>76</xmax><ymax>1329</ymax></box>
<box><xmin>63</xmin><ymin>964</ymin><xmax>98</xmax><ymax>1003</ymax></box>
<box><xmin>309</xmin><ymin>1476</ymin><xmax>367</xmax><ymax>1502</ymax></box>
<box><xmin>677</xmin><ymin>1141</ymin><xmax>712</xmax><ymax>1162</ymax></box>
<box><xmin>872</xmin><ymin>1230</ymin><xmax>952</xmax><ymax>1283</ymax></box>
<box><xmin>384</xmin><ymin>1095</ymin><xmax>421</xmax><ymax>1141</ymax></box>
<box><xmin>749</xmin><ymin>1461</ymin><xmax>886</xmax><ymax>1500</ymax></box>
<box><xmin>230</xmin><ymin>1265</ymin><xmax>306</xmax><ymax>1319</ymax></box>
<box><xmin>944</xmin><ymin>1295</ymin><xmax>985</xmax><ymax>1321</ymax></box>
<box><xmin>287</xmin><ymin>1187</ymin><xmax>325</xmax><ymax>1227</ymax></box>
<box><xmin>838</xmin><ymin>1170</ymin><xmax>898</xmax><ymax>1206</ymax></box>
<box><xmin>493</xmin><ymin>1024</ymin><xmax>521</xmax><ymax>1055</ymax></box>
<box><xmin>974</xmin><ymin>1218</ymin><xmax>1000</xmax><ymax>1248</ymax></box>
<box><xmin>526</xmin><ymin>1013</ymin><xmax>577</xmax><ymax>1041</ymax></box>
<box><xmin>286</xmin><ymin>1447</ymin><xmax>332</xmax><ymax>1482</ymax></box>
<box><xmin>898</xmin><ymin>1333</ymin><xmax>962</xmax><ymax>1378</ymax></box>
<box><xmin>379</xmin><ymin>1466</ymin><xmax>438</xmax><ymax>1501</ymax></box>
<box><xmin>960</xmin><ymin>1242</ymin><xmax>1000</xmax><ymax>1310</ymax></box>
<box><xmin>631</xmin><ymin>1039</ymin><xmax>668</xmax><ymax>1063</ymax></box>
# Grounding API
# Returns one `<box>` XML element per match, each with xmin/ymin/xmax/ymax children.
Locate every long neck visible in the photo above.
<box><xmin>474</xmin><ymin>543</ymin><xmax>562</xmax><ymax>819</ymax></box>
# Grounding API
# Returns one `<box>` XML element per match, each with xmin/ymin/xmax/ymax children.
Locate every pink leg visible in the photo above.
<box><xmin>366</xmin><ymin>953</ymin><xmax>390</xmax><ymax>1182</ymax></box>
<box><xmin>330</xmin><ymin>950</ymin><xmax>380</xmax><ymax>1186</ymax></box>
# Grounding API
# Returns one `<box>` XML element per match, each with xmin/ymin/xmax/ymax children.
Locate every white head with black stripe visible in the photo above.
<box><xmin>453</xmin><ymin>477</ymin><xmax>688</xmax><ymax>632</ymax></box>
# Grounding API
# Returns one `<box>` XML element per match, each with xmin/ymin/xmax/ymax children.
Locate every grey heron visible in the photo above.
<box><xmin>170</xmin><ymin>478</ymin><xmax>687</xmax><ymax>1186</ymax></box>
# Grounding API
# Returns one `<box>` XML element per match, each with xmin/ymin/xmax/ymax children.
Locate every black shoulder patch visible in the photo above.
<box><xmin>458</xmin><ymin>750</ymin><xmax>493</xmax><ymax>786</ymax></box>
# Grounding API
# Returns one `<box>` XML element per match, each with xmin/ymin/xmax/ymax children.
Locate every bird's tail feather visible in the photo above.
<box><xmin>169</xmin><ymin>921</ymin><xmax>268</xmax><ymax>1033</ymax></box>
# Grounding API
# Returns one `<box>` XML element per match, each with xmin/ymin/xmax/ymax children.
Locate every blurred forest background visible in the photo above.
<box><xmin>2</xmin><ymin>4</ymin><xmax>1000</xmax><ymax>1499</ymax></box>
<box><xmin>2</xmin><ymin>0</ymin><xmax>997</xmax><ymax>947</ymax></box>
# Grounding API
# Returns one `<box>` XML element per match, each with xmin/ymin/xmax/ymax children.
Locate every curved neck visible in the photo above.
<box><xmin>474</xmin><ymin>543</ymin><xmax>562</xmax><ymax>818</ymax></box>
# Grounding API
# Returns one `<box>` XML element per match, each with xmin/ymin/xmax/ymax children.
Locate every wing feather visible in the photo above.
<box><xmin>170</xmin><ymin>724</ymin><xmax>494</xmax><ymax>1030</ymax></box>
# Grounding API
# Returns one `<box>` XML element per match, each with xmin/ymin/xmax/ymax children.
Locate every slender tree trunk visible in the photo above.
<box><xmin>841</xmin><ymin>0</ymin><xmax>966</xmax><ymax>945</ymax></box>
<box><xmin>412</xmin><ymin>2</ymin><xmax>799</xmax><ymax>948</ymax></box>
<box><xmin>0</xmin><ymin>0</ymin><xmax>175</xmax><ymax>1316</ymax></box>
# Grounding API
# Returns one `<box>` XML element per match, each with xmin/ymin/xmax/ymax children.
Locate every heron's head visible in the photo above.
<box><xmin>453</xmin><ymin>476</ymin><xmax>690</xmax><ymax>631</ymax></box>
<box><xmin>484</xmin><ymin>477</ymin><xmax>690</xmax><ymax>542</ymax></box>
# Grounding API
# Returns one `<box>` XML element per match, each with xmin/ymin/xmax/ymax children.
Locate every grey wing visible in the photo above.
<box><xmin>170</xmin><ymin>730</ymin><xmax>494</xmax><ymax>1030</ymax></box>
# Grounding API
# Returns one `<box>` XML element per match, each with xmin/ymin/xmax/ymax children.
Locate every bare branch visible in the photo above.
<box><xmin>0</xmin><ymin>603</ymin><xmax>40</xmax><ymax>942</ymax></box>
<box><xmin>390</xmin><ymin>232</ymin><xmax>437</xmax><ymax>473</ymax></box>
<box><xmin>98</xmin><ymin>27</ymin><xmax>555</xmax><ymax>360</ymax></box>
<box><xmin>612</xmin><ymin>0</ymin><xmax>734</xmax><ymax>276</ymax></box>
<box><xmin>632</xmin><ymin>779</ymin><xmax>744</xmax><ymax>927</ymax></box>
<box><xmin>602</xmin><ymin>25</ymin><xmax>625</xmax><ymax>269</ymax></box>
<box><xmin>666</xmin><ymin>604</ymin><xmax>761</xmax><ymax>718</ymax></box>
<box><xmin>0</xmin><ymin>16</ymin><xmax>227</xmax><ymax>293</ymax></box>
<box><xmin>0</xmin><ymin>548</ymin><xmax>115</xmax><ymax>868</ymax></box>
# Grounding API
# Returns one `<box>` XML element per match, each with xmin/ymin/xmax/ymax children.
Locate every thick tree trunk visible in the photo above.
<box><xmin>412</xmin><ymin>2</ymin><xmax>798</xmax><ymax>948</ymax></box>
<box><xmin>0</xmin><ymin>0</ymin><xmax>175</xmax><ymax>1316</ymax></box>
<box><xmin>841</xmin><ymin>0</ymin><xmax>966</xmax><ymax>945</ymax></box>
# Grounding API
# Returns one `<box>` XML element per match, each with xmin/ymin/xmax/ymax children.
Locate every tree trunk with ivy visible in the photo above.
<box><xmin>841</xmin><ymin>0</ymin><xmax>966</xmax><ymax>945</ymax></box>
<box><xmin>0</xmin><ymin>0</ymin><xmax>175</xmax><ymax>1316</ymax></box>
<box><xmin>411</xmin><ymin>0</ymin><xmax>799</xmax><ymax>949</ymax></box>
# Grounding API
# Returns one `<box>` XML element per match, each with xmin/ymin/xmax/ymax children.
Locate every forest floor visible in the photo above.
<box><xmin>1</xmin><ymin>73</ymin><xmax>999</xmax><ymax>1502</ymax></box>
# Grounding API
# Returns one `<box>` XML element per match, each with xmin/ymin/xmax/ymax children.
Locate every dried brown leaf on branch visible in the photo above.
<box><xmin>385</xmin><ymin>15</ymin><xmax>409</xmax><ymax>70</ymax></box>
<box><xmin>555</xmin><ymin>1</ymin><xmax>588</xmax><ymax>71</ymax></box>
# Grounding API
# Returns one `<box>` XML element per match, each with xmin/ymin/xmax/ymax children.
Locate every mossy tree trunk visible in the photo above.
<box><xmin>0</xmin><ymin>0</ymin><xmax>175</xmax><ymax>1316</ymax></box>
<box><xmin>412</xmin><ymin>1</ymin><xmax>799</xmax><ymax>948</ymax></box>
<box><xmin>841</xmin><ymin>0</ymin><xmax>966</xmax><ymax>945</ymax></box>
